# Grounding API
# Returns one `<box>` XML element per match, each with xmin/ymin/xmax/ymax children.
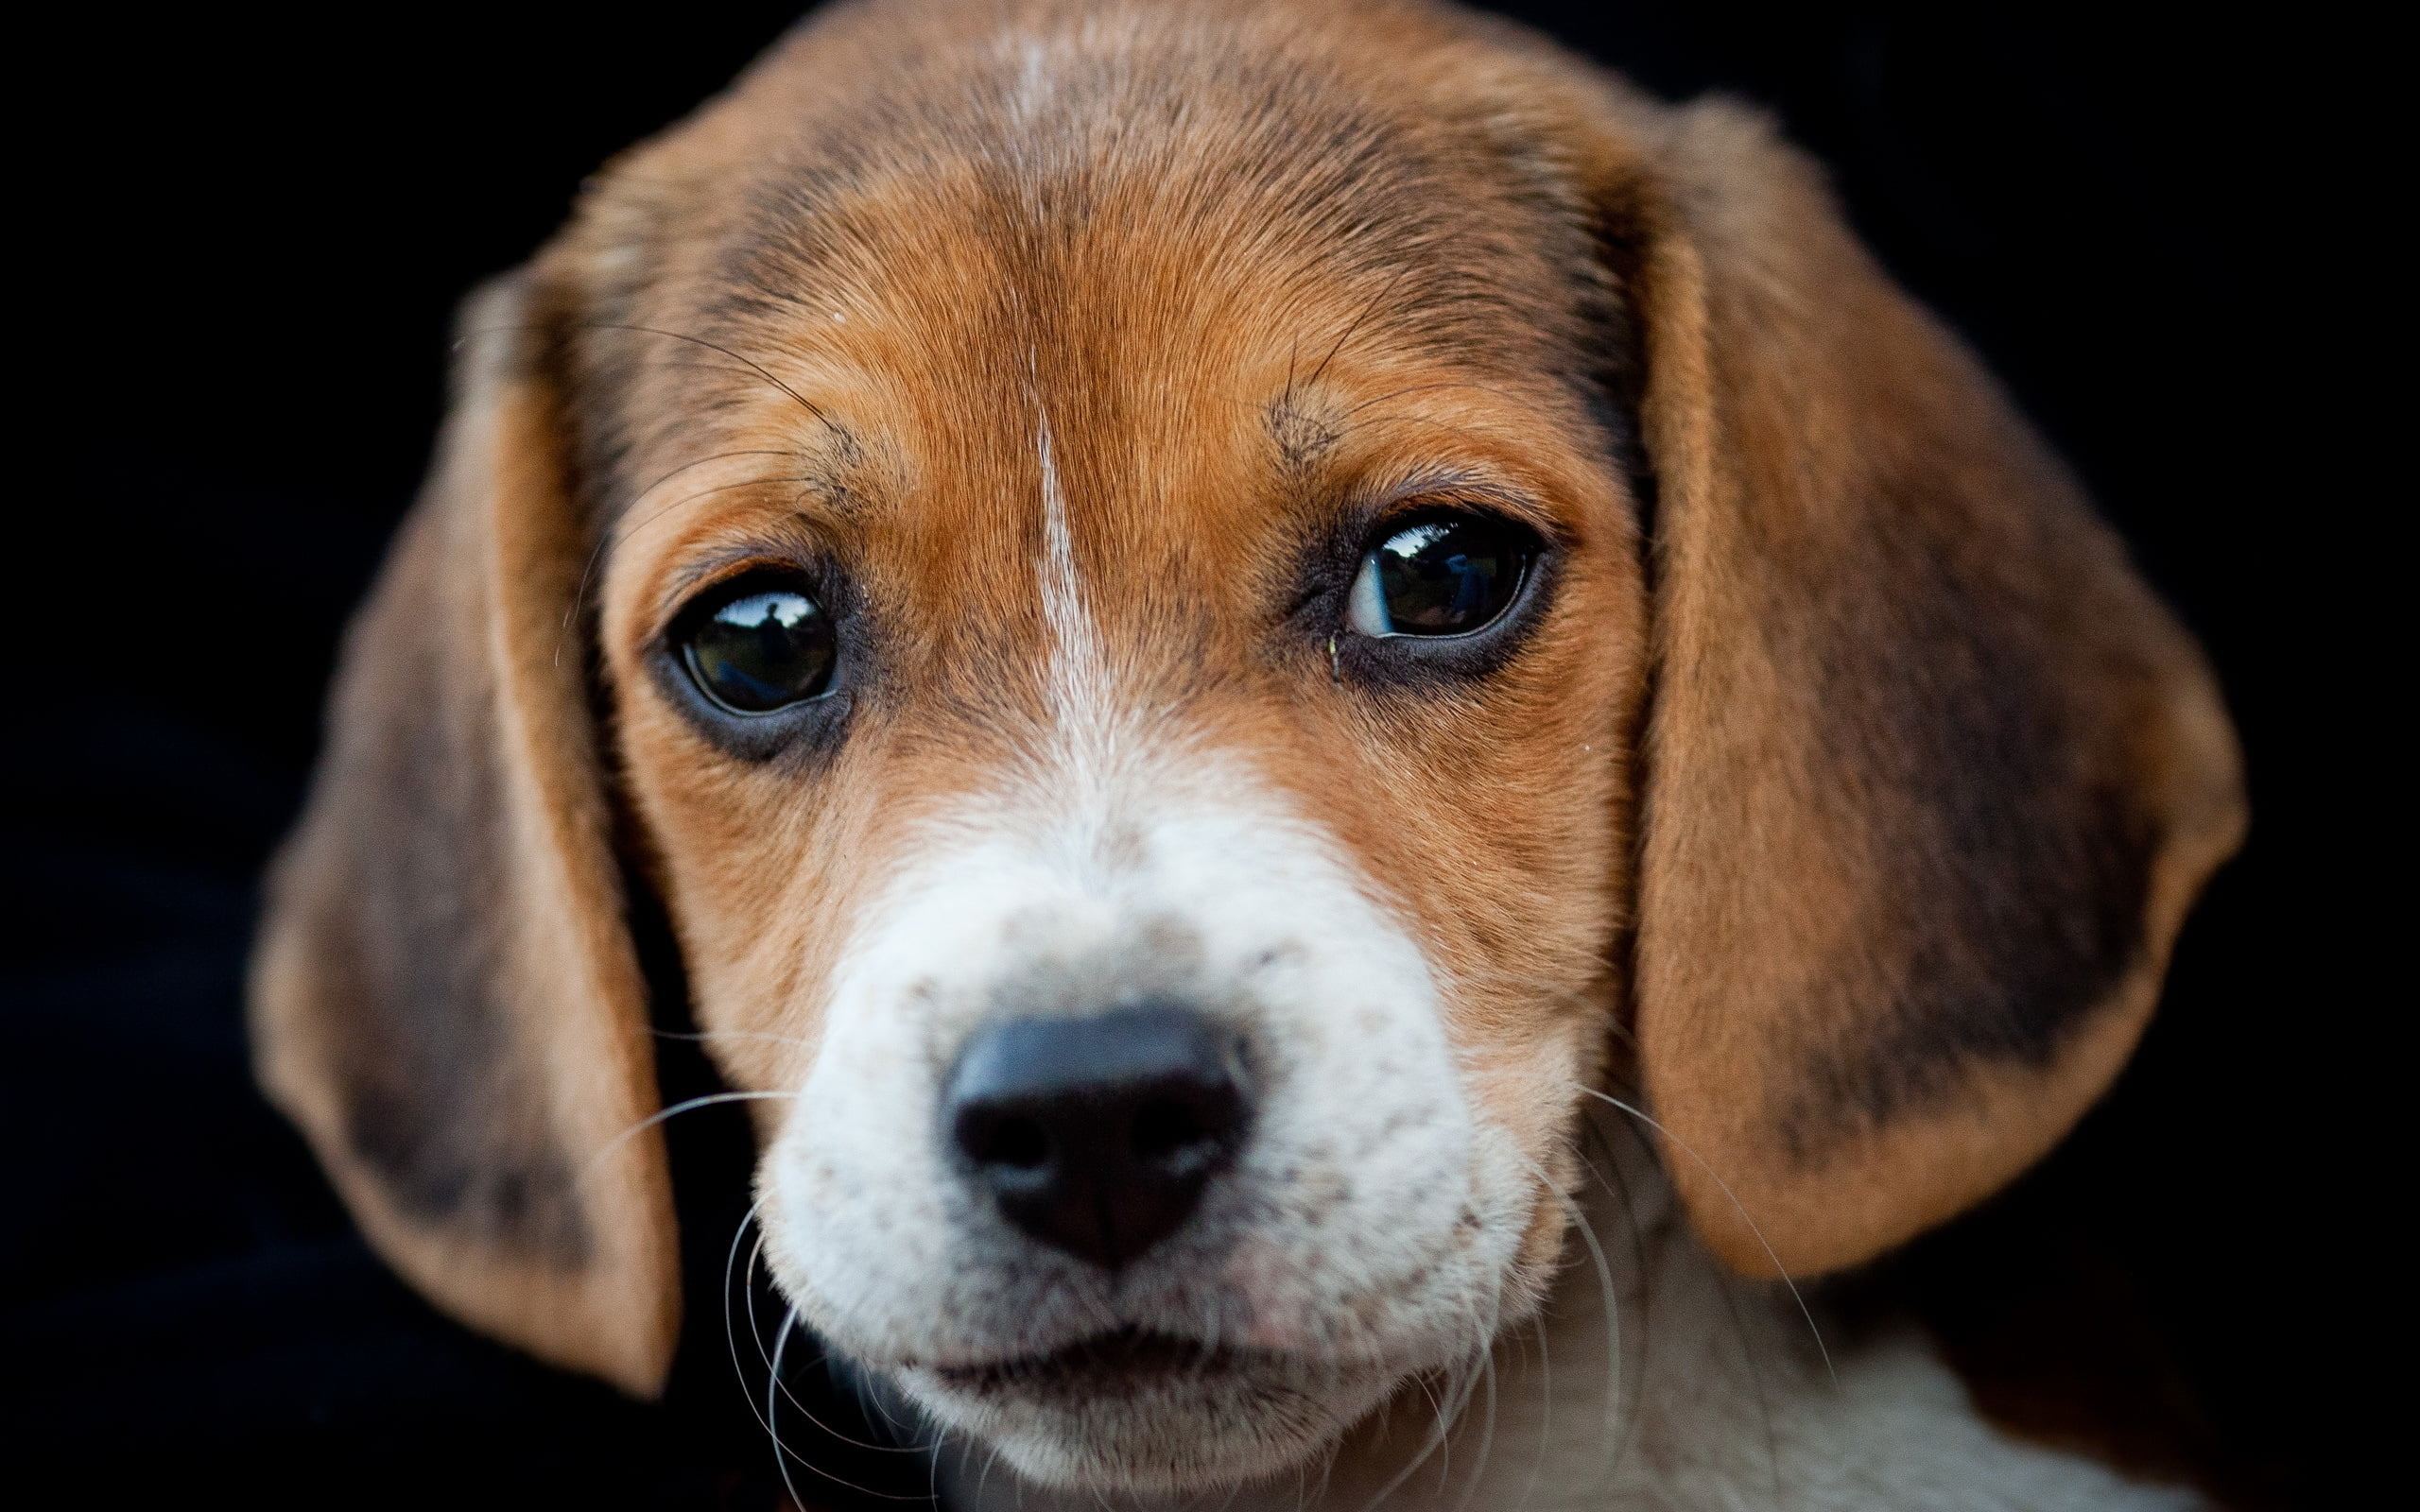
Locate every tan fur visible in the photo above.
<box><xmin>1602</xmin><ymin>98</ymin><xmax>2248</xmax><ymax>1273</ymax></box>
<box><xmin>249</xmin><ymin>0</ymin><xmax>2243</xmax><ymax>1492</ymax></box>
<box><xmin>251</xmin><ymin>282</ymin><xmax>678</xmax><ymax>1393</ymax></box>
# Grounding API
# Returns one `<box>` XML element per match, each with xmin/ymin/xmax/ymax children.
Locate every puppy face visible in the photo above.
<box><xmin>251</xmin><ymin>0</ymin><xmax>2243</xmax><ymax>1493</ymax></box>
<box><xmin>587</xmin><ymin>51</ymin><xmax>1642</xmax><ymax>1483</ymax></box>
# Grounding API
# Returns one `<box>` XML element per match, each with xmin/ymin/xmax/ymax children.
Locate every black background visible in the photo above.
<box><xmin>3</xmin><ymin>3</ymin><xmax>2370</xmax><ymax>1507</ymax></box>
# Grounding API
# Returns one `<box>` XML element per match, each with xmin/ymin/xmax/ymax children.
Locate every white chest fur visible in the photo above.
<box><xmin>934</xmin><ymin>1119</ymin><xmax>2203</xmax><ymax>1512</ymax></box>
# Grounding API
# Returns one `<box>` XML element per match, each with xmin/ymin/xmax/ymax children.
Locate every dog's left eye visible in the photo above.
<box><xmin>1346</xmin><ymin>514</ymin><xmax>1535</xmax><ymax>639</ymax></box>
<box><xmin>678</xmin><ymin>583</ymin><xmax>836</xmax><ymax>713</ymax></box>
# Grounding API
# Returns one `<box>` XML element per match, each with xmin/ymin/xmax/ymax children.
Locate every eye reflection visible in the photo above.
<box><xmin>681</xmin><ymin>586</ymin><xmax>836</xmax><ymax>713</ymax></box>
<box><xmin>1346</xmin><ymin>516</ymin><xmax>1532</xmax><ymax>639</ymax></box>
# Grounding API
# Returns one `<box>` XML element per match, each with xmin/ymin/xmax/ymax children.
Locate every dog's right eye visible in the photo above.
<box><xmin>677</xmin><ymin>582</ymin><xmax>837</xmax><ymax>713</ymax></box>
<box><xmin>1345</xmin><ymin>513</ymin><xmax>1536</xmax><ymax>640</ymax></box>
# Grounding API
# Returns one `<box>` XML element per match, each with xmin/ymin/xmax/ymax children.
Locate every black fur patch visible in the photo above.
<box><xmin>1772</xmin><ymin>475</ymin><xmax>2160</xmax><ymax>1152</ymax></box>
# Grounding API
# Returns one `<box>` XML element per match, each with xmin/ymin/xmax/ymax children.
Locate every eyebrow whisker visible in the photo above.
<box><xmin>1334</xmin><ymin>379</ymin><xmax>1505</xmax><ymax>426</ymax></box>
<box><xmin>579</xmin><ymin>321</ymin><xmax>849</xmax><ymax>444</ymax></box>
<box><xmin>1304</xmin><ymin>263</ymin><xmax>1417</xmax><ymax>394</ymax></box>
<box><xmin>555</xmin><ymin>473</ymin><xmax>828</xmax><ymax>668</ymax></box>
<box><xmin>562</xmin><ymin>448</ymin><xmax>804</xmax><ymax>646</ymax></box>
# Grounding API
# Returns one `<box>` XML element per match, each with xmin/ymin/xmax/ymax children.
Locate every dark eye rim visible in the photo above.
<box><xmin>650</xmin><ymin>560</ymin><xmax>859</xmax><ymax>764</ymax></box>
<box><xmin>1292</xmin><ymin>497</ymin><xmax>1558</xmax><ymax>688</ymax></box>
<box><xmin>1355</xmin><ymin>507</ymin><xmax>1544</xmax><ymax>644</ymax></box>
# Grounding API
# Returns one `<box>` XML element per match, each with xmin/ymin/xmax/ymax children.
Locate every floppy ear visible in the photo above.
<box><xmin>249</xmin><ymin>274</ymin><xmax>679</xmax><ymax>1393</ymax></box>
<box><xmin>1608</xmin><ymin>101</ymin><xmax>2246</xmax><ymax>1276</ymax></box>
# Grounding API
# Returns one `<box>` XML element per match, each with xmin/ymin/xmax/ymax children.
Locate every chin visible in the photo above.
<box><xmin>900</xmin><ymin>1332</ymin><xmax>1404</xmax><ymax>1496</ymax></box>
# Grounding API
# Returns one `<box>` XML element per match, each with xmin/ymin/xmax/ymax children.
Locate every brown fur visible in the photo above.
<box><xmin>251</xmin><ymin>283</ymin><xmax>678</xmax><ymax>1391</ymax></box>
<box><xmin>251</xmin><ymin>0</ymin><xmax>2241</xmax><ymax>1445</ymax></box>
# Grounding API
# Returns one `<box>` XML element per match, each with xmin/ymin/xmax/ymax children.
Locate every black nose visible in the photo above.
<box><xmin>944</xmin><ymin>1005</ymin><xmax>1252</xmax><ymax>1270</ymax></box>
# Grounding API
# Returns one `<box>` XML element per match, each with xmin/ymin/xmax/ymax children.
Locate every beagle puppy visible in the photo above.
<box><xmin>249</xmin><ymin>0</ymin><xmax>2246</xmax><ymax>1506</ymax></box>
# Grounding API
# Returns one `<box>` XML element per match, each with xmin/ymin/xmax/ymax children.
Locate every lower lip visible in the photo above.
<box><xmin>930</xmin><ymin>1327</ymin><xmax>1249</xmax><ymax>1395</ymax></box>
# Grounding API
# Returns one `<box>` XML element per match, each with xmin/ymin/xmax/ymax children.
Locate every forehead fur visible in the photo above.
<box><xmin>565</xmin><ymin>5</ymin><xmax>1644</xmax><ymax>1123</ymax></box>
<box><xmin>545</xmin><ymin>0</ymin><xmax>1624</xmax><ymax>516</ymax></box>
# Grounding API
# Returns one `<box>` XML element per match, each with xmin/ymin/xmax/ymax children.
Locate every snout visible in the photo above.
<box><xmin>945</xmin><ymin>1005</ymin><xmax>1253</xmax><ymax>1270</ymax></box>
<box><xmin>764</xmin><ymin>792</ymin><xmax>1534</xmax><ymax>1491</ymax></box>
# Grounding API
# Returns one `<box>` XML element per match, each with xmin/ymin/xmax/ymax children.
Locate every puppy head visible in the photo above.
<box><xmin>250</xmin><ymin>0</ymin><xmax>2243</xmax><ymax>1493</ymax></box>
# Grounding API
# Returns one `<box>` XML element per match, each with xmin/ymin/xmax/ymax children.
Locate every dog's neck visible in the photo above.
<box><xmin>933</xmin><ymin>1118</ymin><xmax>2199</xmax><ymax>1511</ymax></box>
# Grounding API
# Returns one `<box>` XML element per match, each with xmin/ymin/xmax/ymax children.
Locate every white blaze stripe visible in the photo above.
<box><xmin>1030</xmin><ymin>415</ymin><xmax>1129</xmax><ymax>853</ymax></box>
<box><xmin>1033</xmin><ymin>415</ymin><xmax>1106</xmax><ymax>717</ymax></box>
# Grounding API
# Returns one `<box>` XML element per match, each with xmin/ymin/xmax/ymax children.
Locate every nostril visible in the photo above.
<box><xmin>956</xmin><ymin>1107</ymin><xmax>1052</xmax><ymax>1171</ymax></box>
<box><xmin>1129</xmin><ymin>1096</ymin><xmax>1200</xmax><ymax>1160</ymax></box>
<box><xmin>1129</xmin><ymin>1082</ymin><xmax>1244</xmax><ymax>1168</ymax></box>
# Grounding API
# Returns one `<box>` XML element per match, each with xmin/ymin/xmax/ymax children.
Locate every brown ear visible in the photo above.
<box><xmin>1611</xmin><ymin>101</ymin><xmax>2246</xmax><ymax>1276</ymax></box>
<box><xmin>248</xmin><ymin>274</ymin><xmax>679</xmax><ymax>1392</ymax></box>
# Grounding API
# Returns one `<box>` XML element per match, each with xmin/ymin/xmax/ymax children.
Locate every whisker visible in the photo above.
<box><xmin>561</xmin><ymin>445</ymin><xmax>800</xmax><ymax>649</ymax></box>
<box><xmin>1428</xmin><ymin>1315</ymin><xmax>1505</xmax><ymax>1504</ymax></box>
<box><xmin>578</xmin><ymin>321</ymin><xmax>844</xmax><ymax>436</ymax></box>
<box><xmin>1512</xmin><ymin>1310</ymin><xmax>1553</xmax><ymax>1512</ymax></box>
<box><xmin>1714</xmin><ymin>1245</ymin><xmax>1787</xmax><ymax>1503</ymax></box>
<box><xmin>1519</xmin><ymin>1147</ymin><xmax>1627</xmax><ymax>1503</ymax></box>
<box><xmin>1302</xmin><ymin>1427</ymin><xmax>1340</xmax><ymax>1512</ymax></box>
<box><xmin>856</xmin><ymin>1361</ymin><xmax>924</xmax><ymax>1442</ymax></box>
<box><xmin>767</xmin><ymin>1310</ymin><xmax>814</xmax><ymax>1505</ymax></box>
<box><xmin>764</xmin><ymin>1306</ymin><xmax>803</xmax><ymax>1500</ymax></box>
<box><xmin>1332</xmin><ymin>378</ymin><xmax>1508</xmax><ymax>427</ymax></box>
<box><xmin>1414</xmin><ymin>1366</ymin><xmax>1453</xmax><ymax>1462</ymax></box>
<box><xmin>1456</xmin><ymin>1322</ymin><xmax>1501</xmax><ymax>1512</ymax></box>
<box><xmin>581</xmin><ymin>1090</ymin><xmax>799</xmax><ymax>1182</ymax></box>
<box><xmin>765</xmin><ymin>1306</ymin><xmax>932</xmax><ymax>1503</ymax></box>
<box><xmin>625</xmin><ymin>448</ymin><xmax>803</xmax><ymax>511</ymax></box>
<box><xmin>721</xmin><ymin>1205</ymin><xmax>760</xmax><ymax>1408</ymax></box>
<box><xmin>1213</xmin><ymin>1468</ymin><xmax>1252</xmax><ymax>1512</ymax></box>
<box><xmin>725</xmin><ymin>1210</ymin><xmax>790</xmax><ymax>1444</ymax></box>
<box><xmin>1303</xmin><ymin>264</ymin><xmax>1415</xmax><ymax>394</ymax></box>
<box><xmin>454</xmin><ymin>315</ymin><xmax>849</xmax><ymax>659</ymax></box>
<box><xmin>653</xmin><ymin>1026</ymin><xmax>817</xmax><ymax>1051</ymax></box>
<box><xmin>742</xmin><ymin>1222</ymin><xmax>775</xmax><ymax>1383</ymax></box>
<box><xmin>774</xmin><ymin>1353</ymin><xmax>929</xmax><ymax>1457</ymax></box>
<box><xmin>627</xmin><ymin>471</ymin><xmax>823</xmax><ymax>538</ymax></box>
<box><xmin>1577</xmin><ymin>1114</ymin><xmax>1656</xmax><ymax>1479</ymax></box>
<box><xmin>973</xmin><ymin>1435</ymin><xmax>1007</xmax><ymax>1508</ymax></box>
<box><xmin>1566</xmin><ymin>1084</ymin><xmax>1835</xmax><ymax>1384</ymax></box>
<box><xmin>1354</xmin><ymin>1354</ymin><xmax>1463</xmax><ymax>1512</ymax></box>
<box><xmin>922</xmin><ymin>1420</ymin><xmax>954</xmax><ymax>1510</ymax></box>
<box><xmin>738</xmin><ymin>1227</ymin><xmax>925</xmax><ymax>1458</ymax></box>
<box><xmin>552</xmin><ymin>470</ymin><xmax>824</xmax><ymax>669</ymax></box>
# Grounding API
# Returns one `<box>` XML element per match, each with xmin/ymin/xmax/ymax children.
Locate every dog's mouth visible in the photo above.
<box><xmin>926</xmin><ymin>1325</ymin><xmax>1252</xmax><ymax>1397</ymax></box>
<box><xmin>901</xmin><ymin>1322</ymin><xmax>1408</xmax><ymax>1496</ymax></box>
